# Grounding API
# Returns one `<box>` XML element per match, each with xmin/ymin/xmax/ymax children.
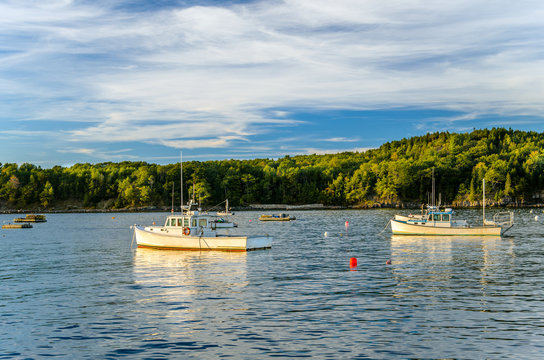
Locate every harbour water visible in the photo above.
<box><xmin>1</xmin><ymin>209</ymin><xmax>543</xmax><ymax>358</ymax></box>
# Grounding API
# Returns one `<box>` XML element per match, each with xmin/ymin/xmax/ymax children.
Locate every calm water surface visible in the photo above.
<box><xmin>1</xmin><ymin>209</ymin><xmax>544</xmax><ymax>359</ymax></box>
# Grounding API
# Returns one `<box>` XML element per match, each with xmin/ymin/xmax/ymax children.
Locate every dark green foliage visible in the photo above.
<box><xmin>1</xmin><ymin>128</ymin><xmax>543</xmax><ymax>209</ymax></box>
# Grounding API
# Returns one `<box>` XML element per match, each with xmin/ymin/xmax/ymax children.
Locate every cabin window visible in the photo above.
<box><xmin>170</xmin><ymin>219</ymin><xmax>176</xmax><ymax>226</ymax></box>
<box><xmin>177</xmin><ymin>218</ymin><xmax>183</xmax><ymax>226</ymax></box>
<box><xmin>191</xmin><ymin>218</ymin><xmax>197</xmax><ymax>227</ymax></box>
<box><xmin>443</xmin><ymin>214</ymin><xmax>450</xmax><ymax>221</ymax></box>
<box><xmin>433</xmin><ymin>214</ymin><xmax>441</xmax><ymax>221</ymax></box>
<box><xmin>183</xmin><ymin>218</ymin><xmax>189</xmax><ymax>227</ymax></box>
<box><xmin>199</xmin><ymin>219</ymin><xmax>207</xmax><ymax>227</ymax></box>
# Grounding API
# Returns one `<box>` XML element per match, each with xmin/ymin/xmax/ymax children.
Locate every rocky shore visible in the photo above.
<box><xmin>1</xmin><ymin>200</ymin><xmax>540</xmax><ymax>214</ymax></box>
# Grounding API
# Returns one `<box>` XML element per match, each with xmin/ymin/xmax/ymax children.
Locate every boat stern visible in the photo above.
<box><xmin>246</xmin><ymin>235</ymin><xmax>273</xmax><ymax>250</ymax></box>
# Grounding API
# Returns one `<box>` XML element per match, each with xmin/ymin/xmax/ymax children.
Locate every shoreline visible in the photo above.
<box><xmin>1</xmin><ymin>203</ymin><xmax>541</xmax><ymax>214</ymax></box>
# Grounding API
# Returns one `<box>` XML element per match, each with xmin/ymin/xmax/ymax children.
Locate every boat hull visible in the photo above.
<box><xmin>391</xmin><ymin>219</ymin><xmax>503</xmax><ymax>236</ymax></box>
<box><xmin>259</xmin><ymin>216</ymin><xmax>296</xmax><ymax>221</ymax></box>
<box><xmin>259</xmin><ymin>218</ymin><xmax>293</xmax><ymax>221</ymax></box>
<box><xmin>133</xmin><ymin>225</ymin><xmax>272</xmax><ymax>251</ymax></box>
<box><xmin>2</xmin><ymin>223</ymin><xmax>33</xmax><ymax>229</ymax></box>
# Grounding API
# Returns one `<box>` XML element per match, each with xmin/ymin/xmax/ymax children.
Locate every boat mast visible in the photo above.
<box><xmin>171</xmin><ymin>182</ymin><xmax>174</xmax><ymax>214</ymax></box>
<box><xmin>482</xmin><ymin>178</ymin><xmax>486</xmax><ymax>226</ymax></box>
<box><xmin>183</xmin><ymin>151</ymin><xmax>185</xmax><ymax>214</ymax></box>
<box><xmin>431</xmin><ymin>168</ymin><xmax>436</xmax><ymax>207</ymax></box>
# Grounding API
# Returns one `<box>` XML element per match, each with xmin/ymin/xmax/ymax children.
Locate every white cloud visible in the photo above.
<box><xmin>57</xmin><ymin>147</ymin><xmax>138</xmax><ymax>160</ymax></box>
<box><xmin>57</xmin><ymin>147</ymin><xmax>97</xmax><ymax>155</ymax></box>
<box><xmin>323</xmin><ymin>137</ymin><xmax>360</xmax><ymax>143</ymax></box>
<box><xmin>1</xmin><ymin>0</ymin><xmax>543</xmax><ymax>163</ymax></box>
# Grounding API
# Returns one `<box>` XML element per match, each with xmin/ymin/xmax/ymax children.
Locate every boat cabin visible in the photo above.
<box><xmin>161</xmin><ymin>211</ymin><xmax>226</xmax><ymax>236</ymax></box>
<box><xmin>406</xmin><ymin>207</ymin><xmax>469</xmax><ymax>228</ymax></box>
<box><xmin>428</xmin><ymin>208</ymin><xmax>452</xmax><ymax>222</ymax></box>
<box><xmin>164</xmin><ymin>214</ymin><xmax>209</xmax><ymax>228</ymax></box>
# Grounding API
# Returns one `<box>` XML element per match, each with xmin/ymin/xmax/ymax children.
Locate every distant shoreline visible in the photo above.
<box><xmin>1</xmin><ymin>202</ymin><xmax>541</xmax><ymax>214</ymax></box>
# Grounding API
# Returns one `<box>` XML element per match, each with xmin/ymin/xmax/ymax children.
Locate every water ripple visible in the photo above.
<box><xmin>1</xmin><ymin>210</ymin><xmax>543</xmax><ymax>358</ymax></box>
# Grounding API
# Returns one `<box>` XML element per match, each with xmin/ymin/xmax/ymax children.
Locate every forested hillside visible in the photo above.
<box><xmin>1</xmin><ymin>128</ymin><xmax>544</xmax><ymax>210</ymax></box>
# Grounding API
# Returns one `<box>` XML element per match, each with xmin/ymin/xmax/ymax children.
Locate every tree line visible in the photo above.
<box><xmin>1</xmin><ymin>128</ymin><xmax>543</xmax><ymax>210</ymax></box>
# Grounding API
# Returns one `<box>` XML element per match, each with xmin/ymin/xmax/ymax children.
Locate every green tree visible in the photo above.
<box><xmin>40</xmin><ymin>181</ymin><xmax>54</xmax><ymax>208</ymax></box>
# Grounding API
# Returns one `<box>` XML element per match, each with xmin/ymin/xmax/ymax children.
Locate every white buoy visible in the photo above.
<box><xmin>324</xmin><ymin>232</ymin><xmax>328</xmax><ymax>237</ymax></box>
<box><xmin>535</xmin><ymin>215</ymin><xmax>539</xmax><ymax>221</ymax></box>
<box><xmin>530</xmin><ymin>209</ymin><xmax>534</xmax><ymax>213</ymax></box>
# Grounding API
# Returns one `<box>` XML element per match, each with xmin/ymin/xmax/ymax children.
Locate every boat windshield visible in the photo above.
<box><xmin>166</xmin><ymin>217</ymin><xmax>190</xmax><ymax>227</ymax></box>
<box><xmin>430</xmin><ymin>213</ymin><xmax>451</xmax><ymax>222</ymax></box>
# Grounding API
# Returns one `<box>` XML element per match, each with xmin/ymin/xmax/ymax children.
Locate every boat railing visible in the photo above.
<box><xmin>493</xmin><ymin>211</ymin><xmax>514</xmax><ymax>227</ymax></box>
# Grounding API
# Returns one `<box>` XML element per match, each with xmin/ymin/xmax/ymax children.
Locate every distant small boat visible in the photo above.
<box><xmin>3</xmin><ymin>223</ymin><xmax>33</xmax><ymax>229</ymax></box>
<box><xmin>13</xmin><ymin>214</ymin><xmax>46</xmax><ymax>223</ymax></box>
<box><xmin>217</xmin><ymin>199</ymin><xmax>234</xmax><ymax>216</ymax></box>
<box><xmin>259</xmin><ymin>214</ymin><xmax>296</xmax><ymax>221</ymax></box>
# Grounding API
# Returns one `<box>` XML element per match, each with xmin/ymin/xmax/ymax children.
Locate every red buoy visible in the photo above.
<box><xmin>386</xmin><ymin>259</ymin><xmax>391</xmax><ymax>265</ymax></box>
<box><xmin>350</xmin><ymin>257</ymin><xmax>357</xmax><ymax>267</ymax></box>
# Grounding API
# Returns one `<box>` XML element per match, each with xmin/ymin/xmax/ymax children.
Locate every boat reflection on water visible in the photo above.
<box><xmin>389</xmin><ymin>235</ymin><xmax>514</xmax><ymax>302</ymax></box>
<box><xmin>390</xmin><ymin>234</ymin><xmax>508</xmax><ymax>264</ymax></box>
<box><xmin>131</xmin><ymin>249</ymin><xmax>253</xmax><ymax>337</ymax></box>
<box><xmin>133</xmin><ymin>248</ymin><xmax>249</xmax><ymax>305</ymax></box>
<box><xmin>134</xmin><ymin>247</ymin><xmax>248</xmax><ymax>265</ymax></box>
<box><xmin>133</xmin><ymin>248</ymin><xmax>248</xmax><ymax>284</ymax></box>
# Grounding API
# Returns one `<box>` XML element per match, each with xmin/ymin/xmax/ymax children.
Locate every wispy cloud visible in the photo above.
<box><xmin>323</xmin><ymin>137</ymin><xmax>360</xmax><ymax>143</ymax></box>
<box><xmin>1</xmin><ymin>0</ymin><xmax>543</xmax><ymax>165</ymax></box>
<box><xmin>57</xmin><ymin>147</ymin><xmax>138</xmax><ymax>160</ymax></box>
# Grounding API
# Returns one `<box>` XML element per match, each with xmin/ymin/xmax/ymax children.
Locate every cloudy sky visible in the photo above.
<box><xmin>1</xmin><ymin>0</ymin><xmax>543</xmax><ymax>167</ymax></box>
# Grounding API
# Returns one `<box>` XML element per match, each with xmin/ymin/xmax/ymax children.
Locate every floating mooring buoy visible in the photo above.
<box><xmin>350</xmin><ymin>257</ymin><xmax>357</xmax><ymax>267</ymax></box>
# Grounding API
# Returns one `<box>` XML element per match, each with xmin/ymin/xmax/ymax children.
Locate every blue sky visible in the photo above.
<box><xmin>1</xmin><ymin>0</ymin><xmax>543</xmax><ymax>167</ymax></box>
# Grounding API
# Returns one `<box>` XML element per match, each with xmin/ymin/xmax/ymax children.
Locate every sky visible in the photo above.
<box><xmin>1</xmin><ymin>0</ymin><xmax>543</xmax><ymax>167</ymax></box>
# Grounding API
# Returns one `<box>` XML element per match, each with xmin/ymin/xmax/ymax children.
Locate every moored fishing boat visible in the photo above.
<box><xmin>391</xmin><ymin>206</ymin><xmax>513</xmax><ymax>236</ymax></box>
<box><xmin>132</xmin><ymin>153</ymin><xmax>271</xmax><ymax>251</ymax></box>
<box><xmin>391</xmin><ymin>177</ymin><xmax>514</xmax><ymax>236</ymax></box>
<box><xmin>133</xmin><ymin>209</ymin><xmax>271</xmax><ymax>251</ymax></box>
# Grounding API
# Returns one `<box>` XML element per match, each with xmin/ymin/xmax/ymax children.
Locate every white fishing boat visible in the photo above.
<box><xmin>133</xmin><ymin>209</ymin><xmax>271</xmax><ymax>251</ymax></box>
<box><xmin>132</xmin><ymin>153</ymin><xmax>271</xmax><ymax>251</ymax></box>
<box><xmin>391</xmin><ymin>176</ymin><xmax>514</xmax><ymax>236</ymax></box>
